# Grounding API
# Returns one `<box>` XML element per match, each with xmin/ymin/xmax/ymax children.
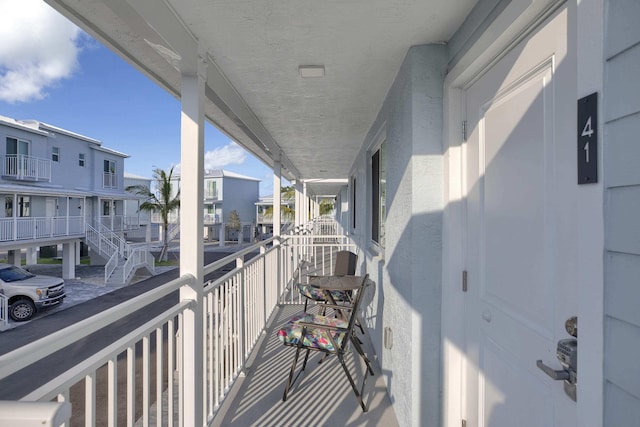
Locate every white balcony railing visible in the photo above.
<box><xmin>0</xmin><ymin>216</ymin><xmax>85</xmax><ymax>242</ymax></box>
<box><xmin>99</xmin><ymin>215</ymin><xmax>140</xmax><ymax>232</ymax></box>
<box><xmin>2</xmin><ymin>155</ymin><xmax>51</xmax><ymax>181</ymax></box>
<box><xmin>103</xmin><ymin>172</ymin><xmax>117</xmax><ymax>188</ymax></box>
<box><xmin>0</xmin><ymin>220</ymin><xmax>352</xmax><ymax>425</ymax></box>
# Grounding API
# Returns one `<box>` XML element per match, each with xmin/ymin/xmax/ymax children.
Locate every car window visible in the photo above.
<box><xmin>0</xmin><ymin>266</ymin><xmax>33</xmax><ymax>282</ymax></box>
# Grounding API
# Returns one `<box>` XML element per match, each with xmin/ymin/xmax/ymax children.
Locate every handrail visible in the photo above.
<box><xmin>167</xmin><ymin>220</ymin><xmax>180</xmax><ymax>241</ymax></box>
<box><xmin>0</xmin><ymin>274</ymin><xmax>192</xmax><ymax>378</ymax></box>
<box><xmin>104</xmin><ymin>250</ymin><xmax>119</xmax><ymax>284</ymax></box>
<box><xmin>85</xmin><ymin>223</ymin><xmax>118</xmax><ymax>259</ymax></box>
<box><xmin>0</xmin><ymin>218</ymin><xmax>348</xmax><ymax>425</ymax></box>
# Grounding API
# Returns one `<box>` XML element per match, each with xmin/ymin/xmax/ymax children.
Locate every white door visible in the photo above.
<box><xmin>463</xmin><ymin>7</ymin><xmax>578</xmax><ymax>427</ymax></box>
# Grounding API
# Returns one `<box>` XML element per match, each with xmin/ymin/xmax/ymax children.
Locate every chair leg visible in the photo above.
<box><xmin>351</xmin><ymin>336</ymin><xmax>375</xmax><ymax>376</ymax></box>
<box><xmin>282</xmin><ymin>347</ymin><xmax>311</xmax><ymax>402</ymax></box>
<box><xmin>337</xmin><ymin>353</ymin><xmax>369</xmax><ymax>412</ymax></box>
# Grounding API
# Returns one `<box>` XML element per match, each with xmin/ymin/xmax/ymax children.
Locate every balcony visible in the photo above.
<box><xmin>103</xmin><ymin>172</ymin><xmax>117</xmax><ymax>189</ymax></box>
<box><xmin>0</xmin><ymin>216</ymin><xmax>85</xmax><ymax>243</ymax></box>
<box><xmin>99</xmin><ymin>215</ymin><xmax>141</xmax><ymax>232</ymax></box>
<box><xmin>2</xmin><ymin>155</ymin><xmax>51</xmax><ymax>182</ymax></box>
<box><xmin>0</xmin><ymin>227</ymin><xmax>398</xmax><ymax>426</ymax></box>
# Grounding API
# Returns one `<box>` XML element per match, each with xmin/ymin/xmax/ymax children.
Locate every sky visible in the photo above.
<box><xmin>0</xmin><ymin>0</ymin><xmax>275</xmax><ymax>195</ymax></box>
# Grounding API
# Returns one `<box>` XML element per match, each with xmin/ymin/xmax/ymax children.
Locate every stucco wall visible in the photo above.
<box><xmin>352</xmin><ymin>44</ymin><xmax>446</xmax><ymax>427</ymax></box>
<box><xmin>603</xmin><ymin>0</ymin><xmax>640</xmax><ymax>422</ymax></box>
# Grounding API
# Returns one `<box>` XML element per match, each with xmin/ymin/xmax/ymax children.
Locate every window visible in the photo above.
<box><xmin>104</xmin><ymin>159</ymin><xmax>116</xmax><ymax>174</ymax></box>
<box><xmin>206</xmin><ymin>180</ymin><xmax>217</xmax><ymax>198</ymax></box>
<box><xmin>79</xmin><ymin>153</ymin><xmax>85</xmax><ymax>167</ymax></box>
<box><xmin>103</xmin><ymin>200</ymin><xmax>111</xmax><ymax>216</ymax></box>
<box><xmin>103</xmin><ymin>160</ymin><xmax>116</xmax><ymax>188</ymax></box>
<box><xmin>5</xmin><ymin>197</ymin><xmax>12</xmax><ymax>217</ymax></box>
<box><xmin>52</xmin><ymin>147</ymin><xmax>60</xmax><ymax>162</ymax></box>
<box><xmin>17</xmin><ymin>196</ymin><xmax>30</xmax><ymax>217</ymax></box>
<box><xmin>371</xmin><ymin>141</ymin><xmax>386</xmax><ymax>247</ymax></box>
<box><xmin>351</xmin><ymin>177</ymin><xmax>357</xmax><ymax>230</ymax></box>
<box><xmin>6</xmin><ymin>137</ymin><xmax>29</xmax><ymax>156</ymax></box>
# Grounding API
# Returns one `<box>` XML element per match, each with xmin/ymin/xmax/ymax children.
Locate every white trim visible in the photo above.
<box><xmin>367</xmin><ymin>125</ymin><xmax>386</xmax><ymax>257</ymax></box>
<box><xmin>575</xmin><ymin>0</ymin><xmax>604</xmax><ymax>425</ymax></box>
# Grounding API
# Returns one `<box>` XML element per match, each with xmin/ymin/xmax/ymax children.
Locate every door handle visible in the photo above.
<box><xmin>536</xmin><ymin>360</ymin><xmax>570</xmax><ymax>381</ymax></box>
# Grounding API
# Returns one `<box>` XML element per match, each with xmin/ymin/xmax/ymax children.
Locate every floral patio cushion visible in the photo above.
<box><xmin>296</xmin><ymin>283</ymin><xmax>351</xmax><ymax>303</ymax></box>
<box><xmin>278</xmin><ymin>313</ymin><xmax>348</xmax><ymax>352</ymax></box>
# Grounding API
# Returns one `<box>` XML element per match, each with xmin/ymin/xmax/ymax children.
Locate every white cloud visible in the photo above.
<box><xmin>173</xmin><ymin>142</ymin><xmax>247</xmax><ymax>174</ymax></box>
<box><xmin>0</xmin><ymin>0</ymin><xmax>83</xmax><ymax>103</ymax></box>
<box><xmin>203</xmin><ymin>142</ymin><xmax>247</xmax><ymax>170</ymax></box>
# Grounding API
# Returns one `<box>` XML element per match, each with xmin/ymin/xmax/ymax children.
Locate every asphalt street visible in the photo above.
<box><xmin>0</xmin><ymin>246</ymin><xmax>259</xmax><ymax>400</ymax></box>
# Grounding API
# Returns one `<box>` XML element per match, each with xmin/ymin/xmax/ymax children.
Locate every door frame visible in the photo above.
<box><xmin>441</xmin><ymin>0</ymin><xmax>604</xmax><ymax>425</ymax></box>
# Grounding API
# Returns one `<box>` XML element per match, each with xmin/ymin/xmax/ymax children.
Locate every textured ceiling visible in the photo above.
<box><xmin>46</xmin><ymin>0</ymin><xmax>477</xmax><ymax>195</ymax></box>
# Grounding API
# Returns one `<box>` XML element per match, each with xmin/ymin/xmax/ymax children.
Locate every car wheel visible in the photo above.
<box><xmin>10</xmin><ymin>298</ymin><xmax>36</xmax><ymax>322</ymax></box>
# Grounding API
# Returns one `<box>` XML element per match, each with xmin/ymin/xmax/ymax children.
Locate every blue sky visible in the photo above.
<box><xmin>0</xmin><ymin>0</ymin><xmax>275</xmax><ymax>195</ymax></box>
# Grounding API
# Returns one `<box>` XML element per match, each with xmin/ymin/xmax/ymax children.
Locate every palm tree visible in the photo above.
<box><xmin>126</xmin><ymin>166</ymin><xmax>180</xmax><ymax>261</ymax></box>
<box><xmin>319</xmin><ymin>199</ymin><xmax>334</xmax><ymax>215</ymax></box>
<box><xmin>263</xmin><ymin>186</ymin><xmax>295</xmax><ymax>221</ymax></box>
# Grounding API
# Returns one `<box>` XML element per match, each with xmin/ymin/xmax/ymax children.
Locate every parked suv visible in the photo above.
<box><xmin>0</xmin><ymin>264</ymin><xmax>65</xmax><ymax>321</ymax></box>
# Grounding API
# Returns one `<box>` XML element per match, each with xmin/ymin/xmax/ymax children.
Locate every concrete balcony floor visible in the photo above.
<box><xmin>212</xmin><ymin>304</ymin><xmax>399</xmax><ymax>427</ymax></box>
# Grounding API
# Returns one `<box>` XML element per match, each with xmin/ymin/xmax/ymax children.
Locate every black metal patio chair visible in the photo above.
<box><xmin>278</xmin><ymin>274</ymin><xmax>374</xmax><ymax>412</ymax></box>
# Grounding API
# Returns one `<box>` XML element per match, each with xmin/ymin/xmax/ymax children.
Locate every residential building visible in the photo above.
<box><xmin>255</xmin><ymin>194</ymin><xmax>295</xmax><ymax>237</ymax></box>
<box><xmin>123</xmin><ymin>172</ymin><xmax>154</xmax><ymax>242</ymax></box>
<box><xmin>171</xmin><ymin>169</ymin><xmax>260</xmax><ymax>242</ymax></box>
<box><xmin>3</xmin><ymin>0</ymin><xmax>636</xmax><ymax>426</ymax></box>
<box><xmin>0</xmin><ymin>115</ymin><xmax>148</xmax><ymax>281</ymax></box>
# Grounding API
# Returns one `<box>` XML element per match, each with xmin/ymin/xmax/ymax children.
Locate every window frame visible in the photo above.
<box><xmin>370</xmin><ymin>139</ymin><xmax>386</xmax><ymax>249</ymax></box>
<box><xmin>79</xmin><ymin>153</ymin><xmax>85</xmax><ymax>167</ymax></box>
<box><xmin>52</xmin><ymin>146</ymin><xmax>60</xmax><ymax>162</ymax></box>
<box><xmin>351</xmin><ymin>176</ymin><xmax>357</xmax><ymax>231</ymax></box>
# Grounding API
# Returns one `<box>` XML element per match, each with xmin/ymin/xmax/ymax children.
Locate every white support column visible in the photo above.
<box><xmin>294</xmin><ymin>181</ymin><xmax>303</xmax><ymax>229</ymax></box>
<box><xmin>75</xmin><ymin>241</ymin><xmax>81</xmax><ymax>266</ymax></box>
<box><xmin>273</xmin><ymin>160</ymin><xmax>282</xmax><ymax>237</ymax></box>
<box><xmin>12</xmin><ymin>194</ymin><xmax>17</xmax><ymax>239</ymax></box>
<box><xmin>26</xmin><ymin>247</ymin><xmax>37</xmax><ymax>265</ymax></box>
<box><xmin>179</xmin><ymin>48</ymin><xmax>207</xmax><ymax>427</ymax></box>
<box><xmin>219</xmin><ymin>223</ymin><xmax>225</xmax><ymax>247</ymax></box>
<box><xmin>303</xmin><ymin>181</ymin><xmax>309</xmax><ymax>224</ymax></box>
<box><xmin>62</xmin><ymin>242</ymin><xmax>75</xmax><ymax>279</ymax></box>
<box><xmin>7</xmin><ymin>250</ymin><xmax>19</xmax><ymax>266</ymax></box>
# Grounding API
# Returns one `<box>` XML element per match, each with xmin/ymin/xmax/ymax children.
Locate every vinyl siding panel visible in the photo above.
<box><xmin>605</xmin><ymin>114</ymin><xmax>640</xmax><ymax>187</ymax></box>
<box><xmin>604</xmin><ymin>1</ymin><xmax>640</xmax><ymax>423</ymax></box>
<box><xmin>606</xmin><ymin>252</ymin><xmax>640</xmax><ymax>328</ymax></box>
<box><xmin>604</xmin><ymin>382</ymin><xmax>640</xmax><ymax>427</ymax></box>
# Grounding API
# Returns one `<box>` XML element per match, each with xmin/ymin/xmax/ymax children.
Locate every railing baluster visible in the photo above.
<box><xmin>85</xmin><ymin>371</ymin><xmax>96</xmax><ymax>427</ymax></box>
<box><xmin>107</xmin><ymin>358</ymin><xmax>117</xmax><ymax>427</ymax></box>
<box><xmin>139</xmin><ymin>337</ymin><xmax>150</xmax><ymax>426</ymax></box>
<box><xmin>127</xmin><ymin>346</ymin><xmax>135</xmax><ymax>427</ymax></box>
<box><xmin>168</xmin><ymin>317</ymin><xmax>175</xmax><ymax>427</ymax></box>
<box><xmin>156</xmin><ymin>327</ymin><xmax>163</xmax><ymax>427</ymax></box>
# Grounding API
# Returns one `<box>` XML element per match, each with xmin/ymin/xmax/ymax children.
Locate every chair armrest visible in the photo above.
<box><xmin>296</xmin><ymin>320</ymin><xmax>347</xmax><ymax>333</ymax></box>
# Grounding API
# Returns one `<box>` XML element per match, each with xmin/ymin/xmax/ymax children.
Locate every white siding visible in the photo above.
<box><xmin>604</xmin><ymin>0</ymin><xmax>640</xmax><ymax>422</ymax></box>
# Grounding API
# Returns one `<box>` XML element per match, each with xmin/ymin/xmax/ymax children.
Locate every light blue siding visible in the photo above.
<box><xmin>604</xmin><ymin>0</ymin><xmax>640</xmax><ymax>422</ymax></box>
<box><xmin>221</xmin><ymin>177</ymin><xmax>259</xmax><ymax>224</ymax></box>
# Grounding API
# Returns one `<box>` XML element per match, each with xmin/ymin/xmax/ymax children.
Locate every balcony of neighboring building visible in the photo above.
<box><xmin>1</xmin><ymin>155</ymin><xmax>51</xmax><ymax>182</ymax></box>
<box><xmin>0</xmin><ymin>215</ymin><xmax>85</xmax><ymax>245</ymax></box>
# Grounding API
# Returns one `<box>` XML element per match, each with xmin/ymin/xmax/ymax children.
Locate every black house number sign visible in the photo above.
<box><xmin>577</xmin><ymin>92</ymin><xmax>598</xmax><ymax>184</ymax></box>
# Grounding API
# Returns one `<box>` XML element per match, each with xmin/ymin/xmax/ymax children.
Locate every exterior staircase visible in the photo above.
<box><xmin>85</xmin><ymin>223</ymin><xmax>155</xmax><ymax>286</ymax></box>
